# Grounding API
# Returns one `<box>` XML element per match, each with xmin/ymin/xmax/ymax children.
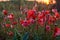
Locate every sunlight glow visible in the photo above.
<box><xmin>27</xmin><ymin>0</ymin><xmax>56</xmax><ymax>5</ymax></box>
<box><xmin>0</xmin><ymin>0</ymin><xmax>9</xmax><ymax>1</ymax></box>
<box><xmin>41</xmin><ymin>0</ymin><xmax>50</xmax><ymax>4</ymax></box>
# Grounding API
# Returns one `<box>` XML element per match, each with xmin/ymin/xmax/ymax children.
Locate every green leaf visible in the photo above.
<box><xmin>56</xmin><ymin>36</ymin><xmax>60</xmax><ymax>40</ymax></box>
<box><xmin>13</xmin><ymin>28</ymin><xmax>22</xmax><ymax>40</ymax></box>
<box><xmin>23</xmin><ymin>32</ymin><xmax>29</xmax><ymax>40</ymax></box>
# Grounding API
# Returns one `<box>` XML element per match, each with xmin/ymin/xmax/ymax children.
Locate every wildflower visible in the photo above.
<box><xmin>20</xmin><ymin>18</ymin><xmax>32</xmax><ymax>27</ymax></box>
<box><xmin>7</xmin><ymin>31</ymin><xmax>14</xmax><ymax>36</ymax></box>
<box><xmin>28</xmin><ymin>18</ymin><xmax>35</xmax><ymax>24</ymax></box>
<box><xmin>48</xmin><ymin>15</ymin><xmax>54</xmax><ymax>25</ymax></box>
<box><xmin>38</xmin><ymin>18</ymin><xmax>44</xmax><ymax>26</ymax></box>
<box><xmin>54</xmin><ymin>12</ymin><xmax>60</xmax><ymax>20</ymax></box>
<box><xmin>45</xmin><ymin>10</ymin><xmax>50</xmax><ymax>14</ymax></box>
<box><xmin>20</xmin><ymin>18</ymin><xmax>24</xmax><ymax>24</ymax></box>
<box><xmin>37</xmin><ymin>13</ymin><xmax>45</xmax><ymax>26</ymax></box>
<box><xmin>46</xmin><ymin>25</ymin><xmax>50</xmax><ymax>32</ymax></box>
<box><xmin>53</xmin><ymin>27</ymin><xmax>60</xmax><ymax>37</ymax></box>
<box><xmin>52</xmin><ymin>9</ymin><xmax>57</xmax><ymax>13</ymax></box>
<box><xmin>5</xmin><ymin>24</ymin><xmax>10</xmax><ymax>28</ymax></box>
<box><xmin>22</xmin><ymin>19</ymin><xmax>29</xmax><ymax>27</ymax></box>
<box><xmin>53</xmin><ymin>27</ymin><xmax>59</xmax><ymax>37</ymax></box>
<box><xmin>7</xmin><ymin>13</ymin><xmax>14</xmax><ymax>21</ymax></box>
<box><xmin>3</xmin><ymin>10</ymin><xmax>8</xmax><ymax>15</ymax></box>
<box><xmin>27</xmin><ymin>10</ymin><xmax>36</xmax><ymax>19</ymax></box>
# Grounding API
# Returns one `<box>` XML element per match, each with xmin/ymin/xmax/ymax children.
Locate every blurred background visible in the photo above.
<box><xmin>0</xmin><ymin>0</ymin><xmax>56</xmax><ymax>11</ymax></box>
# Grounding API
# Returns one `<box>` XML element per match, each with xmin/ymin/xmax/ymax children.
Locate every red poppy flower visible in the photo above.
<box><xmin>8</xmin><ymin>13</ymin><xmax>14</xmax><ymax>21</ymax></box>
<box><xmin>46</xmin><ymin>25</ymin><xmax>50</xmax><ymax>32</ymax></box>
<box><xmin>53</xmin><ymin>27</ymin><xmax>60</xmax><ymax>37</ymax></box>
<box><xmin>59</xmin><ymin>15</ymin><xmax>60</xmax><ymax>19</ymax></box>
<box><xmin>38</xmin><ymin>14</ymin><xmax>43</xmax><ymax>19</ymax></box>
<box><xmin>22</xmin><ymin>21</ymin><xmax>28</xmax><ymax>27</ymax></box>
<box><xmin>52</xmin><ymin>9</ymin><xmax>57</xmax><ymax>13</ymax></box>
<box><xmin>48</xmin><ymin>16</ymin><xmax>53</xmax><ymax>25</ymax></box>
<box><xmin>3</xmin><ymin>10</ymin><xmax>8</xmax><ymax>15</ymax></box>
<box><xmin>38</xmin><ymin>18</ymin><xmax>44</xmax><ymax>26</ymax></box>
<box><xmin>27</xmin><ymin>20</ymin><xmax>31</xmax><ymax>25</ymax></box>
<box><xmin>53</xmin><ymin>16</ymin><xmax>56</xmax><ymax>21</ymax></box>
<box><xmin>53</xmin><ymin>27</ymin><xmax>58</xmax><ymax>37</ymax></box>
<box><xmin>55</xmin><ymin>28</ymin><xmax>60</xmax><ymax>36</ymax></box>
<box><xmin>27</xmin><ymin>10</ymin><xmax>36</xmax><ymax>19</ymax></box>
<box><xmin>54</xmin><ymin>12</ymin><xmax>60</xmax><ymax>19</ymax></box>
<box><xmin>45</xmin><ymin>10</ymin><xmax>50</xmax><ymax>14</ymax></box>
<box><xmin>54</xmin><ymin>27</ymin><xmax>58</xmax><ymax>33</ymax></box>
<box><xmin>37</xmin><ymin>13</ymin><xmax>46</xmax><ymax>26</ymax></box>
<box><xmin>5</xmin><ymin>24</ymin><xmax>10</xmax><ymax>28</ymax></box>
<box><xmin>20</xmin><ymin>19</ymin><xmax>31</xmax><ymax>27</ymax></box>
<box><xmin>47</xmin><ymin>15</ymin><xmax>57</xmax><ymax>25</ymax></box>
<box><xmin>20</xmin><ymin>19</ymin><xmax>24</xmax><ymax>24</ymax></box>
<box><xmin>7</xmin><ymin>31</ymin><xmax>14</xmax><ymax>36</ymax></box>
<box><xmin>29</xmin><ymin>18</ymin><xmax>35</xmax><ymax>24</ymax></box>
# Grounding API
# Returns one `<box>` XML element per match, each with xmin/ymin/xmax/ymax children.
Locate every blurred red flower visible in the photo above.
<box><xmin>20</xmin><ymin>18</ymin><xmax>31</xmax><ymax>27</ymax></box>
<box><xmin>54</xmin><ymin>12</ymin><xmax>60</xmax><ymax>20</ymax></box>
<box><xmin>7</xmin><ymin>31</ymin><xmax>14</xmax><ymax>36</ymax></box>
<box><xmin>28</xmin><ymin>18</ymin><xmax>35</xmax><ymax>24</ymax></box>
<box><xmin>27</xmin><ymin>10</ymin><xmax>36</xmax><ymax>19</ymax></box>
<box><xmin>52</xmin><ymin>9</ymin><xmax>57</xmax><ymax>13</ymax></box>
<box><xmin>48</xmin><ymin>15</ymin><xmax>54</xmax><ymax>25</ymax></box>
<box><xmin>8</xmin><ymin>13</ymin><xmax>14</xmax><ymax>21</ymax></box>
<box><xmin>20</xmin><ymin>19</ymin><xmax>24</xmax><ymax>24</ymax></box>
<box><xmin>45</xmin><ymin>10</ymin><xmax>50</xmax><ymax>14</ymax></box>
<box><xmin>3</xmin><ymin>10</ymin><xmax>8</xmax><ymax>15</ymax></box>
<box><xmin>5</xmin><ymin>24</ymin><xmax>10</xmax><ymax>28</ymax></box>
<box><xmin>38</xmin><ymin>18</ymin><xmax>44</xmax><ymax>26</ymax></box>
<box><xmin>53</xmin><ymin>27</ymin><xmax>60</xmax><ymax>38</ymax></box>
<box><xmin>46</xmin><ymin>25</ymin><xmax>50</xmax><ymax>32</ymax></box>
<box><xmin>27</xmin><ymin>20</ymin><xmax>31</xmax><ymax>25</ymax></box>
<box><xmin>37</xmin><ymin>13</ymin><xmax>45</xmax><ymax>26</ymax></box>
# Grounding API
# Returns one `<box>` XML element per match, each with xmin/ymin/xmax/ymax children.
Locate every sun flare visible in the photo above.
<box><xmin>27</xmin><ymin>0</ymin><xmax>56</xmax><ymax>5</ymax></box>
<box><xmin>43</xmin><ymin>0</ymin><xmax>49</xmax><ymax>4</ymax></box>
<box><xmin>36</xmin><ymin>0</ymin><xmax>50</xmax><ymax>4</ymax></box>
